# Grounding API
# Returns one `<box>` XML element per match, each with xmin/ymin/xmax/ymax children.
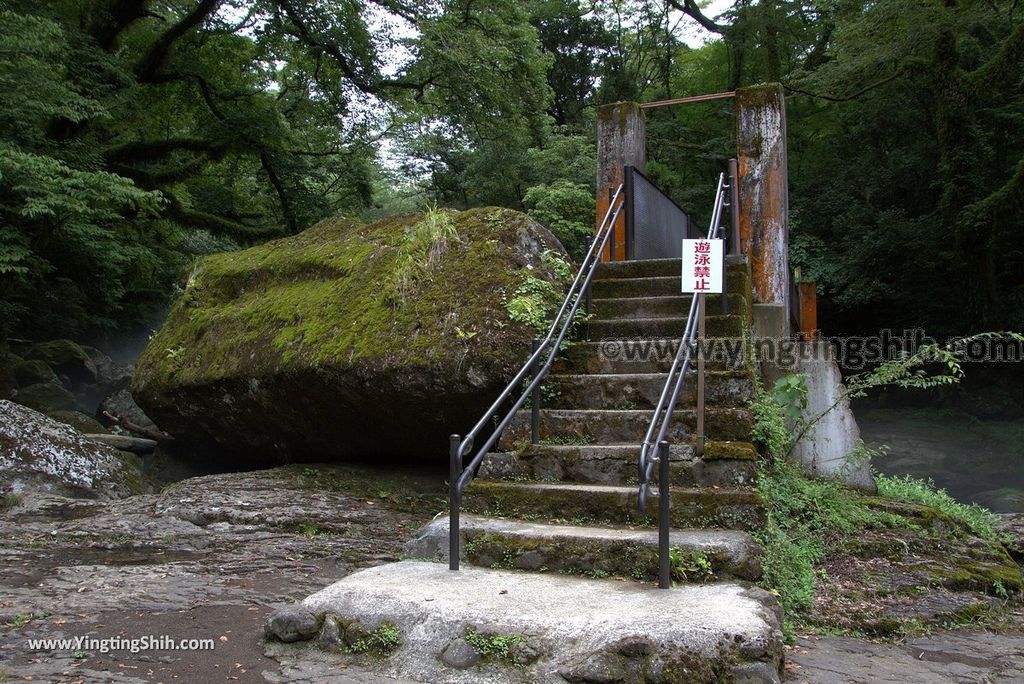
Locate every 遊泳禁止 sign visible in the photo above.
<box><xmin>681</xmin><ymin>238</ymin><xmax>723</xmax><ymax>294</ymax></box>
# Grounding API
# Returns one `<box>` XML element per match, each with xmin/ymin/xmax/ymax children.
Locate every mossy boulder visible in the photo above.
<box><xmin>14</xmin><ymin>381</ymin><xmax>76</xmax><ymax>412</ymax></box>
<box><xmin>47</xmin><ymin>410</ymin><xmax>109</xmax><ymax>434</ymax></box>
<box><xmin>132</xmin><ymin>208</ymin><xmax>569</xmax><ymax>463</ymax></box>
<box><xmin>0</xmin><ymin>351</ymin><xmax>21</xmax><ymax>400</ymax></box>
<box><xmin>12</xmin><ymin>359</ymin><xmax>59</xmax><ymax>387</ymax></box>
<box><xmin>0</xmin><ymin>400</ymin><xmax>151</xmax><ymax>499</ymax></box>
<box><xmin>25</xmin><ymin>339</ymin><xmax>98</xmax><ymax>387</ymax></box>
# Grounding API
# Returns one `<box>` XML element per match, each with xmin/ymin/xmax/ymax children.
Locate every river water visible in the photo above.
<box><xmin>856</xmin><ymin>404</ymin><xmax>1024</xmax><ymax>513</ymax></box>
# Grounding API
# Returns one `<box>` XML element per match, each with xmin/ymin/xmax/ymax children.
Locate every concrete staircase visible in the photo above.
<box><xmin>293</xmin><ymin>258</ymin><xmax>784</xmax><ymax>683</ymax></box>
<box><xmin>413</xmin><ymin>258</ymin><xmax>767</xmax><ymax>574</ymax></box>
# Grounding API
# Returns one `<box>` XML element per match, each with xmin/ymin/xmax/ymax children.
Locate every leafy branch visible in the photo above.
<box><xmin>787</xmin><ymin>332</ymin><xmax>1024</xmax><ymax>454</ymax></box>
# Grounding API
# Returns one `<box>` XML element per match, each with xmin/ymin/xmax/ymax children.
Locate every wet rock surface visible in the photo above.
<box><xmin>0</xmin><ymin>400</ymin><xmax>151</xmax><ymax>499</ymax></box>
<box><xmin>785</xmin><ymin>630</ymin><xmax>1024</xmax><ymax>683</ymax></box>
<box><xmin>999</xmin><ymin>513</ymin><xmax>1024</xmax><ymax>563</ymax></box>
<box><xmin>807</xmin><ymin>516</ymin><xmax>1021</xmax><ymax>637</ymax></box>
<box><xmin>0</xmin><ymin>463</ymin><xmax>446</xmax><ymax>683</ymax></box>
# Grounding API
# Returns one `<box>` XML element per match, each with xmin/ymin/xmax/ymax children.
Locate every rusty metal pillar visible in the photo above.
<box><xmin>798</xmin><ymin>281</ymin><xmax>818</xmax><ymax>340</ymax></box>
<box><xmin>596</xmin><ymin>102</ymin><xmax>645</xmax><ymax>261</ymax></box>
<box><xmin>736</xmin><ymin>84</ymin><xmax>789</xmax><ymax>320</ymax></box>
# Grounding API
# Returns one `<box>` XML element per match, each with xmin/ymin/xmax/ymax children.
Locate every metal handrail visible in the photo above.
<box><xmin>447</xmin><ymin>184</ymin><xmax>626</xmax><ymax>570</ymax></box>
<box><xmin>637</xmin><ymin>172</ymin><xmax>729</xmax><ymax>516</ymax></box>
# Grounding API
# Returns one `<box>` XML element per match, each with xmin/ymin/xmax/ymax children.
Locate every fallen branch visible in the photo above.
<box><xmin>102</xmin><ymin>411</ymin><xmax>175</xmax><ymax>442</ymax></box>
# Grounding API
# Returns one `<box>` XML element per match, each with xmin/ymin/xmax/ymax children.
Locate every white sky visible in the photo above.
<box><xmin>678</xmin><ymin>0</ymin><xmax>734</xmax><ymax>48</ymax></box>
<box><xmin>218</xmin><ymin>1</ymin><xmax>735</xmax><ymax>172</ymax></box>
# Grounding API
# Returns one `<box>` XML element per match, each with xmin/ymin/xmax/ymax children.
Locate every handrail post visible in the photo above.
<box><xmin>720</xmin><ymin>224</ymin><xmax>729</xmax><ymax>317</ymax></box>
<box><xmin>530</xmin><ymin>338</ymin><xmax>541</xmax><ymax>445</ymax></box>
<box><xmin>719</xmin><ymin>176</ymin><xmax>730</xmax><ymax>316</ymax></box>
<box><xmin>449</xmin><ymin>434</ymin><xmax>461</xmax><ymax>571</ymax></box>
<box><xmin>658</xmin><ymin>440</ymin><xmax>671</xmax><ymax>589</ymax></box>
<box><xmin>624</xmin><ymin>165</ymin><xmax>635</xmax><ymax>261</ymax></box>
<box><xmin>584</xmin><ymin>282</ymin><xmax>592</xmax><ymax>339</ymax></box>
<box><xmin>695</xmin><ymin>293</ymin><xmax>706</xmax><ymax>459</ymax></box>
<box><xmin>727</xmin><ymin>158</ymin><xmax>741</xmax><ymax>256</ymax></box>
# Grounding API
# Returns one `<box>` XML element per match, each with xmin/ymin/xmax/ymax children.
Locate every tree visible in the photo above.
<box><xmin>0</xmin><ymin>0</ymin><xmax>553</xmax><ymax>340</ymax></box>
<box><xmin>785</xmin><ymin>0</ymin><xmax>1024</xmax><ymax>334</ymax></box>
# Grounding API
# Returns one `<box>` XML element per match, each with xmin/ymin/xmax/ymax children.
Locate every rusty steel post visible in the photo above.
<box><xmin>596</xmin><ymin>102</ymin><xmax>645</xmax><ymax>261</ymax></box>
<box><xmin>736</xmin><ymin>85</ymin><xmax>789</xmax><ymax>307</ymax></box>
<box><xmin>531</xmin><ymin>337</ymin><xmax>541</xmax><ymax>444</ymax></box>
<box><xmin>799</xmin><ymin>281</ymin><xmax>818</xmax><ymax>340</ymax></box>
<box><xmin>728</xmin><ymin>158</ymin><xmax>741</xmax><ymax>256</ymax></box>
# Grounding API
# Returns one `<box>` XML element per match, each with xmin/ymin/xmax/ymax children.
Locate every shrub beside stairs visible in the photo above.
<box><xmin>271</xmin><ymin>257</ymin><xmax>785</xmax><ymax>684</ymax></box>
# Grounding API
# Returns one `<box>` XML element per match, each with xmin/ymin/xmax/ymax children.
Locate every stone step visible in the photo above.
<box><xmin>463</xmin><ymin>481</ymin><xmax>765</xmax><ymax>530</ymax></box>
<box><xmin>478</xmin><ymin>441</ymin><xmax>758</xmax><ymax>488</ymax></box>
<box><xmin>295</xmin><ymin>560</ymin><xmax>784</xmax><ymax>683</ymax></box>
<box><xmin>499</xmin><ymin>407</ymin><xmax>754</xmax><ymax>446</ymax></box>
<box><xmin>588</xmin><ymin>314</ymin><xmax>744</xmax><ymax>340</ymax></box>
<box><xmin>591</xmin><ymin>271</ymin><xmax>749</xmax><ymax>299</ymax></box>
<box><xmin>591</xmin><ymin>293</ymin><xmax>746</xmax><ymax>319</ymax></box>
<box><xmin>544</xmin><ymin>371</ymin><xmax>754</xmax><ymax>410</ymax></box>
<box><xmin>405</xmin><ymin>515</ymin><xmax>764</xmax><ymax>581</ymax></box>
<box><xmin>553</xmin><ymin>339</ymin><xmax>747</xmax><ymax>374</ymax></box>
<box><xmin>594</xmin><ymin>256</ymin><xmax>749</xmax><ymax>280</ymax></box>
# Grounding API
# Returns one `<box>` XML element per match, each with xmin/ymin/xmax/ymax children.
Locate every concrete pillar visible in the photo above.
<box><xmin>772</xmin><ymin>342</ymin><xmax>876</xmax><ymax>493</ymax></box>
<box><xmin>596</xmin><ymin>102</ymin><xmax>645</xmax><ymax>261</ymax></box>
<box><xmin>736</xmin><ymin>84</ymin><xmax>789</xmax><ymax>308</ymax></box>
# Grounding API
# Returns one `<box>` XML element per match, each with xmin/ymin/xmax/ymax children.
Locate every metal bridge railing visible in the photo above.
<box><xmin>637</xmin><ymin>170</ymin><xmax>736</xmax><ymax>589</ymax></box>
<box><xmin>624</xmin><ymin>166</ymin><xmax>694</xmax><ymax>259</ymax></box>
<box><xmin>447</xmin><ymin>185</ymin><xmax>626</xmax><ymax>570</ymax></box>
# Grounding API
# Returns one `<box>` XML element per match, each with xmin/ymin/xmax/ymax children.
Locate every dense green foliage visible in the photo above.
<box><xmin>1</xmin><ymin>0</ymin><xmax>1021</xmax><ymax>341</ymax></box>
<box><xmin>0</xmin><ymin>0</ymin><xmax>551</xmax><ymax>341</ymax></box>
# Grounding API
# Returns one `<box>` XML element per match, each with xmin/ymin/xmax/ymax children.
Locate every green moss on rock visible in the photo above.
<box><xmin>15</xmin><ymin>382</ymin><xmax>75</xmax><ymax>413</ymax></box>
<box><xmin>131</xmin><ymin>208</ymin><xmax>569</xmax><ymax>462</ymax></box>
<box><xmin>25</xmin><ymin>339</ymin><xmax>97</xmax><ymax>386</ymax></box>
<box><xmin>11</xmin><ymin>360</ymin><xmax>58</xmax><ymax>387</ymax></box>
<box><xmin>704</xmin><ymin>440</ymin><xmax>759</xmax><ymax>462</ymax></box>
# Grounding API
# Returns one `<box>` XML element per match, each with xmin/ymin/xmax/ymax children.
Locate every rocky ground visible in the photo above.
<box><xmin>0</xmin><ymin>464</ymin><xmax>446</xmax><ymax>683</ymax></box>
<box><xmin>785</xmin><ymin>630</ymin><xmax>1024</xmax><ymax>683</ymax></box>
<box><xmin>0</xmin><ymin>464</ymin><xmax>1021</xmax><ymax>684</ymax></box>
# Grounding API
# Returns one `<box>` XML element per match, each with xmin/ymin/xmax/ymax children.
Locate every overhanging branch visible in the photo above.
<box><xmin>667</xmin><ymin>0</ymin><xmax>725</xmax><ymax>34</ymax></box>
<box><xmin>782</xmin><ymin>69</ymin><xmax>907</xmax><ymax>102</ymax></box>
<box><xmin>135</xmin><ymin>0</ymin><xmax>224</xmax><ymax>80</ymax></box>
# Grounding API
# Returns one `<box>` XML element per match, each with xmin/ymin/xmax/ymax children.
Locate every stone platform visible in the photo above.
<box><xmin>282</xmin><ymin>560</ymin><xmax>784</xmax><ymax>684</ymax></box>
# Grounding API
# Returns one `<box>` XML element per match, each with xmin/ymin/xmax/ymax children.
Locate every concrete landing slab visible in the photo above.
<box><xmin>296</xmin><ymin>560</ymin><xmax>783</xmax><ymax>683</ymax></box>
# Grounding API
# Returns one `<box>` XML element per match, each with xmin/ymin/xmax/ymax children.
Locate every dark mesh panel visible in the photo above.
<box><xmin>626</xmin><ymin>167</ymin><xmax>692</xmax><ymax>259</ymax></box>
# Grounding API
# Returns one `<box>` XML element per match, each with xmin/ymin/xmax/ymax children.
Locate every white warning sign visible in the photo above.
<box><xmin>681</xmin><ymin>238</ymin><xmax>723</xmax><ymax>294</ymax></box>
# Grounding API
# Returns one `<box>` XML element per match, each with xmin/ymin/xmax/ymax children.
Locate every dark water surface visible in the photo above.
<box><xmin>856</xmin><ymin>405</ymin><xmax>1024</xmax><ymax>513</ymax></box>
